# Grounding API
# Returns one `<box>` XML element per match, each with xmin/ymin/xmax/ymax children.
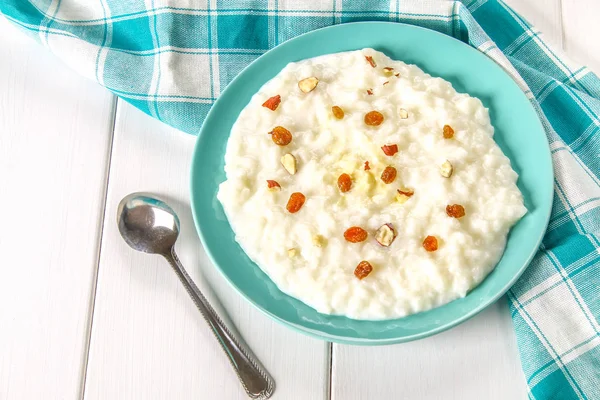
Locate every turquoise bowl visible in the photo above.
<box><xmin>190</xmin><ymin>22</ymin><xmax>553</xmax><ymax>345</ymax></box>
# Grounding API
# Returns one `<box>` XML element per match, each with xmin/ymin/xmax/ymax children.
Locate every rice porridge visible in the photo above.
<box><xmin>217</xmin><ymin>49</ymin><xmax>526</xmax><ymax>320</ymax></box>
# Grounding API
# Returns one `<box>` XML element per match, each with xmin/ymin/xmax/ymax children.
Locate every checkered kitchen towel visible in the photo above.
<box><xmin>2</xmin><ymin>1</ymin><xmax>599</xmax><ymax>398</ymax></box>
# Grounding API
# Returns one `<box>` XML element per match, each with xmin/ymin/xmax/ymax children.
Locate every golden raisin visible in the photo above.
<box><xmin>286</xmin><ymin>192</ymin><xmax>306</xmax><ymax>213</ymax></box>
<box><xmin>337</xmin><ymin>173</ymin><xmax>352</xmax><ymax>193</ymax></box>
<box><xmin>332</xmin><ymin>106</ymin><xmax>344</xmax><ymax>119</ymax></box>
<box><xmin>262</xmin><ymin>95</ymin><xmax>281</xmax><ymax>111</ymax></box>
<box><xmin>365</xmin><ymin>56</ymin><xmax>376</xmax><ymax>68</ymax></box>
<box><xmin>364</xmin><ymin>161</ymin><xmax>371</xmax><ymax>171</ymax></box>
<box><xmin>381</xmin><ymin>166</ymin><xmax>397</xmax><ymax>184</ymax></box>
<box><xmin>354</xmin><ymin>261</ymin><xmax>373</xmax><ymax>280</ymax></box>
<box><xmin>446</xmin><ymin>204</ymin><xmax>466</xmax><ymax>218</ymax></box>
<box><xmin>423</xmin><ymin>236</ymin><xmax>439</xmax><ymax>252</ymax></box>
<box><xmin>266</xmin><ymin>180</ymin><xmax>280</xmax><ymax>189</ymax></box>
<box><xmin>443</xmin><ymin>124</ymin><xmax>454</xmax><ymax>139</ymax></box>
<box><xmin>381</xmin><ymin>144</ymin><xmax>398</xmax><ymax>156</ymax></box>
<box><xmin>269</xmin><ymin>126</ymin><xmax>292</xmax><ymax>146</ymax></box>
<box><xmin>364</xmin><ymin>111</ymin><xmax>384</xmax><ymax>126</ymax></box>
<box><xmin>344</xmin><ymin>226</ymin><xmax>368</xmax><ymax>243</ymax></box>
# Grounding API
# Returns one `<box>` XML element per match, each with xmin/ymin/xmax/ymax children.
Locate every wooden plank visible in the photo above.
<box><xmin>83</xmin><ymin>102</ymin><xmax>329</xmax><ymax>400</ymax></box>
<box><xmin>0</xmin><ymin>19</ymin><xmax>116</xmax><ymax>400</ymax></box>
<box><xmin>562</xmin><ymin>0</ymin><xmax>600</xmax><ymax>73</ymax></box>
<box><xmin>332</xmin><ymin>300</ymin><xmax>528</xmax><ymax>400</ymax></box>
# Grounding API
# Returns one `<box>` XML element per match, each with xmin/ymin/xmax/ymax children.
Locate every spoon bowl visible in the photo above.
<box><xmin>117</xmin><ymin>194</ymin><xmax>180</xmax><ymax>255</ymax></box>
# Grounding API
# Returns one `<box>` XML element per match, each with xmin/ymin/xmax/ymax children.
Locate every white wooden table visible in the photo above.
<box><xmin>1</xmin><ymin>2</ymin><xmax>598</xmax><ymax>399</ymax></box>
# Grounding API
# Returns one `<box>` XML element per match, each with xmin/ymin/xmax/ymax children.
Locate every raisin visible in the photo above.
<box><xmin>423</xmin><ymin>236</ymin><xmax>438</xmax><ymax>252</ymax></box>
<box><xmin>332</xmin><ymin>106</ymin><xmax>345</xmax><ymax>119</ymax></box>
<box><xmin>337</xmin><ymin>173</ymin><xmax>352</xmax><ymax>193</ymax></box>
<box><xmin>286</xmin><ymin>192</ymin><xmax>306</xmax><ymax>213</ymax></box>
<box><xmin>365</xmin><ymin>56</ymin><xmax>376</xmax><ymax>68</ymax></box>
<box><xmin>381</xmin><ymin>166</ymin><xmax>397</xmax><ymax>184</ymax></box>
<box><xmin>364</xmin><ymin>161</ymin><xmax>371</xmax><ymax>171</ymax></box>
<box><xmin>381</xmin><ymin>144</ymin><xmax>398</xmax><ymax>156</ymax></box>
<box><xmin>344</xmin><ymin>226</ymin><xmax>368</xmax><ymax>243</ymax></box>
<box><xmin>443</xmin><ymin>124</ymin><xmax>454</xmax><ymax>139</ymax></box>
<box><xmin>262</xmin><ymin>95</ymin><xmax>281</xmax><ymax>111</ymax></box>
<box><xmin>266</xmin><ymin>180</ymin><xmax>280</xmax><ymax>189</ymax></box>
<box><xmin>446</xmin><ymin>204</ymin><xmax>466</xmax><ymax>218</ymax></box>
<box><xmin>354</xmin><ymin>261</ymin><xmax>373</xmax><ymax>280</ymax></box>
<box><xmin>269</xmin><ymin>126</ymin><xmax>292</xmax><ymax>146</ymax></box>
<box><xmin>364</xmin><ymin>111</ymin><xmax>384</xmax><ymax>126</ymax></box>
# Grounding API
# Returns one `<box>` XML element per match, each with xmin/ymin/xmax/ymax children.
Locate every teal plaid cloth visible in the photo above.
<box><xmin>2</xmin><ymin>1</ymin><xmax>599</xmax><ymax>398</ymax></box>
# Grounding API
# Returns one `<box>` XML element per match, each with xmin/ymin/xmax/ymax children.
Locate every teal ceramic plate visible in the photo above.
<box><xmin>190</xmin><ymin>22</ymin><xmax>553</xmax><ymax>345</ymax></box>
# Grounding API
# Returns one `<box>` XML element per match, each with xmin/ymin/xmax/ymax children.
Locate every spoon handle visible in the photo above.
<box><xmin>163</xmin><ymin>249</ymin><xmax>275</xmax><ymax>399</ymax></box>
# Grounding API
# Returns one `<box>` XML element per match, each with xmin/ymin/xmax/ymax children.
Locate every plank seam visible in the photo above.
<box><xmin>78</xmin><ymin>96</ymin><xmax>119</xmax><ymax>400</ymax></box>
<box><xmin>327</xmin><ymin>343</ymin><xmax>333</xmax><ymax>400</ymax></box>
<box><xmin>557</xmin><ymin>0</ymin><xmax>566</xmax><ymax>50</ymax></box>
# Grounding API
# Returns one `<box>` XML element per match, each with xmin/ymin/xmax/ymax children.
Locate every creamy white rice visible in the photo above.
<box><xmin>217</xmin><ymin>49</ymin><xmax>526</xmax><ymax>320</ymax></box>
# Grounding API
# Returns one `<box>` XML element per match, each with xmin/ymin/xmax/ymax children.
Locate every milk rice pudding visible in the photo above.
<box><xmin>217</xmin><ymin>49</ymin><xmax>526</xmax><ymax>320</ymax></box>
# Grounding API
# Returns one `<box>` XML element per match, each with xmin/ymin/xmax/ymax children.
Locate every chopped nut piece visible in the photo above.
<box><xmin>440</xmin><ymin>160</ymin><xmax>453</xmax><ymax>178</ymax></box>
<box><xmin>446</xmin><ymin>204</ymin><xmax>466</xmax><ymax>218</ymax></box>
<box><xmin>262</xmin><ymin>95</ymin><xmax>281</xmax><ymax>111</ymax></box>
<box><xmin>364</xmin><ymin>110</ymin><xmax>384</xmax><ymax>126</ymax></box>
<box><xmin>337</xmin><ymin>173</ymin><xmax>352</xmax><ymax>193</ymax></box>
<box><xmin>366</xmin><ymin>88</ymin><xmax>374</xmax><ymax>95</ymax></box>
<box><xmin>375</xmin><ymin>224</ymin><xmax>397</xmax><ymax>247</ymax></box>
<box><xmin>298</xmin><ymin>76</ymin><xmax>319</xmax><ymax>93</ymax></box>
<box><xmin>381</xmin><ymin>144</ymin><xmax>398</xmax><ymax>156</ymax></box>
<box><xmin>383</xmin><ymin>81</ymin><xmax>389</xmax><ymax>86</ymax></box>
<box><xmin>443</xmin><ymin>124</ymin><xmax>455</xmax><ymax>139</ymax></box>
<box><xmin>396</xmin><ymin>193</ymin><xmax>410</xmax><ymax>204</ymax></box>
<box><xmin>399</xmin><ymin>108</ymin><xmax>409</xmax><ymax>119</ymax></box>
<box><xmin>332</xmin><ymin>105</ymin><xmax>344</xmax><ymax>119</ymax></box>
<box><xmin>423</xmin><ymin>235</ymin><xmax>438</xmax><ymax>252</ymax></box>
<box><xmin>266</xmin><ymin>180</ymin><xmax>281</xmax><ymax>191</ymax></box>
<box><xmin>383</xmin><ymin>67</ymin><xmax>394</xmax><ymax>74</ymax></box>
<box><xmin>269</xmin><ymin>126</ymin><xmax>292</xmax><ymax>146</ymax></box>
<box><xmin>286</xmin><ymin>192</ymin><xmax>306</xmax><ymax>213</ymax></box>
<box><xmin>288</xmin><ymin>248</ymin><xmax>297</xmax><ymax>257</ymax></box>
<box><xmin>396</xmin><ymin>188</ymin><xmax>414</xmax><ymax>204</ymax></box>
<box><xmin>365</xmin><ymin>56</ymin><xmax>376</xmax><ymax>67</ymax></box>
<box><xmin>281</xmin><ymin>153</ymin><xmax>297</xmax><ymax>175</ymax></box>
<box><xmin>312</xmin><ymin>235</ymin><xmax>325</xmax><ymax>248</ymax></box>
<box><xmin>380</xmin><ymin>166</ymin><xmax>397</xmax><ymax>184</ymax></box>
<box><xmin>364</xmin><ymin>161</ymin><xmax>371</xmax><ymax>171</ymax></box>
<box><xmin>344</xmin><ymin>226</ymin><xmax>368</xmax><ymax>243</ymax></box>
<box><xmin>354</xmin><ymin>261</ymin><xmax>373</xmax><ymax>280</ymax></box>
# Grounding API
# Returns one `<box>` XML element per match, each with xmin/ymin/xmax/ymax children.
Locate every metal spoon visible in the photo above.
<box><xmin>117</xmin><ymin>193</ymin><xmax>275</xmax><ymax>399</ymax></box>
